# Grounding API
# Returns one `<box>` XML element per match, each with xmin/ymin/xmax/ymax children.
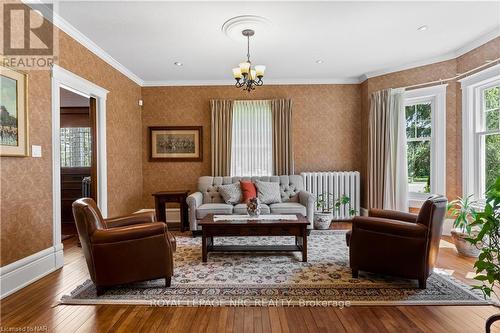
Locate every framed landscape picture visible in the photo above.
<box><xmin>0</xmin><ymin>66</ymin><xmax>28</xmax><ymax>157</ymax></box>
<box><xmin>149</xmin><ymin>126</ymin><xmax>203</xmax><ymax>161</ymax></box>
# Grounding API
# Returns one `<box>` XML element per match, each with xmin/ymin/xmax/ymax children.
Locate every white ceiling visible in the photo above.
<box><xmin>54</xmin><ymin>1</ymin><xmax>500</xmax><ymax>85</ymax></box>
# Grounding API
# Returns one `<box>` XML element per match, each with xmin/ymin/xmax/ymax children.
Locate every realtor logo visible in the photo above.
<box><xmin>2</xmin><ymin>2</ymin><xmax>57</xmax><ymax>69</ymax></box>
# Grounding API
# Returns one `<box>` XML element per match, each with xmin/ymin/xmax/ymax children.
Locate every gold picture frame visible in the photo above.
<box><xmin>0</xmin><ymin>65</ymin><xmax>28</xmax><ymax>157</ymax></box>
<box><xmin>149</xmin><ymin>126</ymin><xmax>203</xmax><ymax>162</ymax></box>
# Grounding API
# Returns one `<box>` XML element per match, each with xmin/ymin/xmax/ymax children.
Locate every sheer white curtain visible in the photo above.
<box><xmin>230</xmin><ymin>100</ymin><xmax>273</xmax><ymax>177</ymax></box>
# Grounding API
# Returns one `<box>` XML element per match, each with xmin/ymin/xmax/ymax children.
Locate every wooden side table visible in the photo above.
<box><xmin>152</xmin><ymin>191</ymin><xmax>190</xmax><ymax>232</ymax></box>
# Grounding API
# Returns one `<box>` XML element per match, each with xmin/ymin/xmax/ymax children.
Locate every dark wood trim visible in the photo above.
<box><xmin>60</xmin><ymin>107</ymin><xmax>90</xmax><ymax>114</ymax></box>
<box><xmin>89</xmin><ymin>98</ymin><xmax>97</xmax><ymax>201</ymax></box>
<box><xmin>148</xmin><ymin>126</ymin><xmax>203</xmax><ymax>162</ymax></box>
<box><xmin>60</xmin><ymin>107</ymin><xmax>90</xmax><ymax>128</ymax></box>
<box><xmin>60</xmin><ymin>167</ymin><xmax>90</xmax><ymax>224</ymax></box>
<box><xmin>61</xmin><ymin>167</ymin><xmax>91</xmax><ymax>174</ymax></box>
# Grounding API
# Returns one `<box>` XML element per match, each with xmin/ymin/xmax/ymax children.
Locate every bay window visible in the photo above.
<box><xmin>461</xmin><ymin>64</ymin><xmax>500</xmax><ymax>200</ymax></box>
<box><xmin>404</xmin><ymin>85</ymin><xmax>446</xmax><ymax>207</ymax></box>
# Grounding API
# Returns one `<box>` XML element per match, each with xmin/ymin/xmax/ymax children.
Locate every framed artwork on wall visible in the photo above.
<box><xmin>149</xmin><ymin>126</ymin><xmax>203</xmax><ymax>161</ymax></box>
<box><xmin>0</xmin><ymin>65</ymin><xmax>28</xmax><ymax>157</ymax></box>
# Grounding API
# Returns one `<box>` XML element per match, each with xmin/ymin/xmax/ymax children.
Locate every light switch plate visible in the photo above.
<box><xmin>32</xmin><ymin>145</ymin><xmax>42</xmax><ymax>157</ymax></box>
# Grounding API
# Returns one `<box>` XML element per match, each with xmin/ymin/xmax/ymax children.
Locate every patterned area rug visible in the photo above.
<box><xmin>61</xmin><ymin>230</ymin><xmax>489</xmax><ymax>306</ymax></box>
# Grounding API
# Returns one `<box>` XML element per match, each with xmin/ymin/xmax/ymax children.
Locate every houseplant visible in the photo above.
<box><xmin>314</xmin><ymin>193</ymin><xmax>356</xmax><ymax>229</ymax></box>
<box><xmin>466</xmin><ymin>177</ymin><xmax>500</xmax><ymax>332</ymax></box>
<box><xmin>447</xmin><ymin>195</ymin><xmax>483</xmax><ymax>257</ymax></box>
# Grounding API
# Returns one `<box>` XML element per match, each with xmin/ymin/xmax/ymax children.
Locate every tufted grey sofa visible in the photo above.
<box><xmin>186</xmin><ymin>175</ymin><xmax>315</xmax><ymax>231</ymax></box>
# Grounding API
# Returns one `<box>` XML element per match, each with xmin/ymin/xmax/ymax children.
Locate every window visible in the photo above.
<box><xmin>480</xmin><ymin>85</ymin><xmax>500</xmax><ymax>193</ymax></box>
<box><xmin>406</xmin><ymin>101</ymin><xmax>432</xmax><ymax>194</ymax></box>
<box><xmin>230</xmin><ymin>100</ymin><xmax>272</xmax><ymax>176</ymax></box>
<box><xmin>462</xmin><ymin>65</ymin><xmax>500</xmax><ymax>200</ymax></box>
<box><xmin>404</xmin><ymin>85</ymin><xmax>446</xmax><ymax>207</ymax></box>
<box><xmin>60</xmin><ymin>127</ymin><xmax>92</xmax><ymax>167</ymax></box>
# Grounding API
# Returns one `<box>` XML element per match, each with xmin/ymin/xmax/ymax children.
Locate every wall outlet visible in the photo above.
<box><xmin>32</xmin><ymin>145</ymin><xmax>42</xmax><ymax>157</ymax></box>
<box><xmin>138</xmin><ymin>99</ymin><xmax>144</xmax><ymax>106</ymax></box>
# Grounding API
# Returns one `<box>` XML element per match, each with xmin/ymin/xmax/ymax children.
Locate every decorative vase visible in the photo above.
<box><xmin>451</xmin><ymin>228</ymin><xmax>482</xmax><ymax>257</ymax></box>
<box><xmin>314</xmin><ymin>212</ymin><xmax>333</xmax><ymax>230</ymax></box>
<box><xmin>247</xmin><ymin>197</ymin><xmax>261</xmax><ymax>217</ymax></box>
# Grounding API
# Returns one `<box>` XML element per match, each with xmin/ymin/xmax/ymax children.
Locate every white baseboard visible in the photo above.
<box><xmin>135</xmin><ymin>208</ymin><xmax>181</xmax><ymax>223</ymax></box>
<box><xmin>0</xmin><ymin>244</ymin><xmax>64</xmax><ymax>299</ymax></box>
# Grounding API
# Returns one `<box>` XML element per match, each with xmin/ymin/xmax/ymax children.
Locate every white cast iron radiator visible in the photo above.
<box><xmin>301</xmin><ymin>171</ymin><xmax>360</xmax><ymax>220</ymax></box>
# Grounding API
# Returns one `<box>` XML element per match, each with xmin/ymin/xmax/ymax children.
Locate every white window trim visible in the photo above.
<box><xmin>404</xmin><ymin>84</ymin><xmax>447</xmax><ymax>208</ymax></box>
<box><xmin>460</xmin><ymin>63</ymin><xmax>500</xmax><ymax>200</ymax></box>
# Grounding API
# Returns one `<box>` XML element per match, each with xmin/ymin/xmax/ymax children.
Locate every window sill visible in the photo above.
<box><xmin>408</xmin><ymin>192</ymin><xmax>434</xmax><ymax>208</ymax></box>
<box><xmin>409</xmin><ymin>198</ymin><xmax>426</xmax><ymax>208</ymax></box>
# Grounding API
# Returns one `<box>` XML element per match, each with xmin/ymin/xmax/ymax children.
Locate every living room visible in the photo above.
<box><xmin>1</xmin><ymin>1</ymin><xmax>500</xmax><ymax>332</ymax></box>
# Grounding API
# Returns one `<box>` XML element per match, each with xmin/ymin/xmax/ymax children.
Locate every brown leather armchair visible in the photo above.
<box><xmin>72</xmin><ymin>198</ymin><xmax>176</xmax><ymax>295</ymax></box>
<box><xmin>346</xmin><ymin>196</ymin><xmax>447</xmax><ymax>288</ymax></box>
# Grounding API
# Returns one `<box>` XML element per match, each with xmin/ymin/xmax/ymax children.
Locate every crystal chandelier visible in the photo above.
<box><xmin>232</xmin><ymin>29</ymin><xmax>266</xmax><ymax>92</ymax></box>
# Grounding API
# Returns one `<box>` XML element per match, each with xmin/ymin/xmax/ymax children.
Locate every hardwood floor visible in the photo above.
<box><xmin>1</xmin><ymin>225</ymin><xmax>500</xmax><ymax>333</ymax></box>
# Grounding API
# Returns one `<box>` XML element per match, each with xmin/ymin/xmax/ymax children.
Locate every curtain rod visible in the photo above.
<box><xmin>404</xmin><ymin>58</ymin><xmax>500</xmax><ymax>91</ymax></box>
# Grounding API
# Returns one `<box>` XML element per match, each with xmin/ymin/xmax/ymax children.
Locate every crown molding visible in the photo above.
<box><xmin>361</xmin><ymin>51</ymin><xmax>457</xmax><ymax>81</ymax></box>
<box><xmin>361</xmin><ymin>28</ymin><xmax>500</xmax><ymax>81</ymax></box>
<box><xmin>22</xmin><ymin>0</ymin><xmax>144</xmax><ymax>86</ymax></box>
<box><xmin>358</xmin><ymin>73</ymin><xmax>369</xmax><ymax>82</ymax></box>
<box><xmin>142</xmin><ymin>77</ymin><xmax>362</xmax><ymax>87</ymax></box>
<box><xmin>453</xmin><ymin>28</ymin><xmax>500</xmax><ymax>58</ymax></box>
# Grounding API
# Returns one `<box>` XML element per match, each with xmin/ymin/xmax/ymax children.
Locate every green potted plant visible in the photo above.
<box><xmin>447</xmin><ymin>195</ymin><xmax>483</xmax><ymax>257</ymax></box>
<box><xmin>314</xmin><ymin>194</ymin><xmax>356</xmax><ymax>230</ymax></box>
<box><xmin>466</xmin><ymin>177</ymin><xmax>500</xmax><ymax>331</ymax></box>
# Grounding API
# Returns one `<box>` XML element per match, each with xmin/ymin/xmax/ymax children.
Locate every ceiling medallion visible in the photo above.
<box><xmin>221</xmin><ymin>15</ymin><xmax>271</xmax><ymax>40</ymax></box>
<box><xmin>231</xmin><ymin>29</ymin><xmax>265</xmax><ymax>92</ymax></box>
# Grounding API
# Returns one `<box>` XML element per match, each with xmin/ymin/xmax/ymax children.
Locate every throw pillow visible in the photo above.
<box><xmin>240</xmin><ymin>180</ymin><xmax>257</xmax><ymax>203</ymax></box>
<box><xmin>218</xmin><ymin>183</ymin><xmax>242</xmax><ymax>204</ymax></box>
<box><xmin>255</xmin><ymin>180</ymin><xmax>282</xmax><ymax>204</ymax></box>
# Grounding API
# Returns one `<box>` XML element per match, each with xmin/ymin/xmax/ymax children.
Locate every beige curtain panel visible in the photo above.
<box><xmin>368</xmin><ymin>90</ymin><xmax>390</xmax><ymax>209</ymax></box>
<box><xmin>271</xmin><ymin>99</ymin><xmax>294</xmax><ymax>175</ymax></box>
<box><xmin>210</xmin><ymin>100</ymin><xmax>233</xmax><ymax>176</ymax></box>
<box><xmin>368</xmin><ymin>89</ymin><xmax>408</xmax><ymax>211</ymax></box>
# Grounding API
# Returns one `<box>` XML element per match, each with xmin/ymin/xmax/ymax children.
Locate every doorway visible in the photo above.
<box><xmin>51</xmin><ymin>65</ymin><xmax>108</xmax><ymax>267</ymax></box>
<box><xmin>59</xmin><ymin>88</ymin><xmax>97</xmax><ymax>240</ymax></box>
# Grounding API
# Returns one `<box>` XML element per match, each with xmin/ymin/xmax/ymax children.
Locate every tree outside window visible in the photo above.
<box><xmin>482</xmin><ymin>86</ymin><xmax>500</xmax><ymax>192</ymax></box>
<box><xmin>406</xmin><ymin>102</ymin><xmax>432</xmax><ymax>194</ymax></box>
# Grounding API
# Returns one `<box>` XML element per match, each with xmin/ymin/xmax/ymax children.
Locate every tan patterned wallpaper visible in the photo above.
<box><xmin>1</xmin><ymin>3</ymin><xmax>497</xmax><ymax>267</ymax></box>
<box><xmin>141</xmin><ymin>85</ymin><xmax>362</xmax><ymax>208</ymax></box>
<box><xmin>0</xmin><ymin>10</ymin><xmax>143</xmax><ymax>266</ymax></box>
<box><xmin>360</xmin><ymin>37</ymin><xmax>500</xmax><ymax>208</ymax></box>
<box><xmin>58</xmin><ymin>32</ymin><xmax>144</xmax><ymax>217</ymax></box>
<box><xmin>457</xmin><ymin>38</ymin><xmax>500</xmax><ymax>73</ymax></box>
<box><xmin>0</xmin><ymin>70</ymin><xmax>53</xmax><ymax>266</ymax></box>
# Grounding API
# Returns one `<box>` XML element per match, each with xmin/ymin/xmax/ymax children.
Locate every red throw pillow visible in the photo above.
<box><xmin>240</xmin><ymin>180</ymin><xmax>257</xmax><ymax>203</ymax></box>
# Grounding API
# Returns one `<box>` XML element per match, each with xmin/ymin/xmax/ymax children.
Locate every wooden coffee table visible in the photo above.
<box><xmin>198</xmin><ymin>214</ymin><xmax>309</xmax><ymax>262</ymax></box>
